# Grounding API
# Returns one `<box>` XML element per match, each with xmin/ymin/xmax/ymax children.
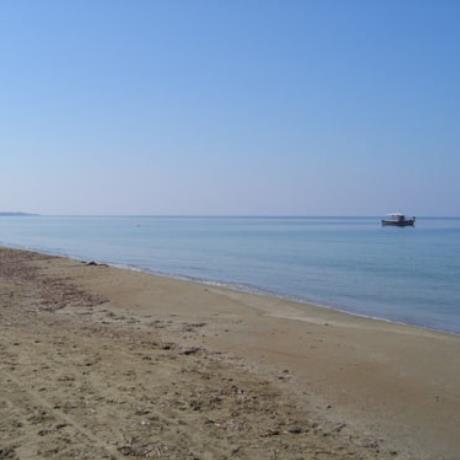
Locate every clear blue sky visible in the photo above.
<box><xmin>1</xmin><ymin>0</ymin><xmax>459</xmax><ymax>216</ymax></box>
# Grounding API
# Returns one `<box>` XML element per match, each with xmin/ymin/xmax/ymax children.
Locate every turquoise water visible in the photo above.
<box><xmin>0</xmin><ymin>216</ymin><xmax>459</xmax><ymax>334</ymax></box>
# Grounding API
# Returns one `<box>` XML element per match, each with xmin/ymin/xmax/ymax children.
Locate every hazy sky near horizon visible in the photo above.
<box><xmin>1</xmin><ymin>1</ymin><xmax>459</xmax><ymax>216</ymax></box>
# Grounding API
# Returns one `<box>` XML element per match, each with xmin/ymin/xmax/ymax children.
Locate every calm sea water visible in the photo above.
<box><xmin>0</xmin><ymin>216</ymin><xmax>459</xmax><ymax>334</ymax></box>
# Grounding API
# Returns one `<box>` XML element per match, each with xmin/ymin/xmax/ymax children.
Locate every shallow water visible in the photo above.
<box><xmin>0</xmin><ymin>216</ymin><xmax>459</xmax><ymax>333</ymax></box>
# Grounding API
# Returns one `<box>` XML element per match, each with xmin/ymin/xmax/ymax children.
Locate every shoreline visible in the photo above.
<box><xmin>104</xmin><ymin>262</ymin><xmax>460</xmax><ymax>338</ymax></box>
<box><xmin>1</xmin><ymin>246</ymin><xmax>460</xmax><ymax>458</ymax></box>
<box><xmin>0</xmin><ymin>241</ymin><xmax>457</xmax><ymax>337</ymax></box>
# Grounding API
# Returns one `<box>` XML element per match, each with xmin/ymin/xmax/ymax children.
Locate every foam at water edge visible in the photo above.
<box><xmin>0</xmin><ymin>240</ymin><xmax>458</xmax><ymax>337</ymax></box>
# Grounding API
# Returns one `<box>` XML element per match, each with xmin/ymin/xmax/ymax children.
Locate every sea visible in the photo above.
<box><xmin>0</xmin><ymin>215</ymin><xmax>459</xmax><ymax>334</ymax></box>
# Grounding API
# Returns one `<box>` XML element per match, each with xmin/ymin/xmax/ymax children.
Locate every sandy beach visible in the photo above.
<box><xmin>1</xmin><ymin>247</ymin><xmax>459</xmax><ymax>460</ymax></box>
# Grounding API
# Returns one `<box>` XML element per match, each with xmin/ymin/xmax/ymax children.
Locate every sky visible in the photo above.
<box><xmin>1</xmin><ymin>0</ymin><xmax>459</xmax><ymax>216</ymax></box>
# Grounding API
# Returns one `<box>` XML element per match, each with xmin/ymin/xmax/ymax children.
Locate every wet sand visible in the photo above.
<box><xmin>1</xmin><ymin>247</ymin><xmax>459</xmax><ymax>459</ymax></box>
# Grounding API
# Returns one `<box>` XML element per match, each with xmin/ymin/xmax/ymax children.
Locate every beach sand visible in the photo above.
<box><xmin>1</xmin><ymin>248</ymin><xmax>459</xmax><ymax>459</ymax></box>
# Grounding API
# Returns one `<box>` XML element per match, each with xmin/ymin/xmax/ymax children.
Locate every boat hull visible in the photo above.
<box><xmin>381</xmin><ymin>219</ymin><xmax>415</xmax><ymax>227</ymax></box>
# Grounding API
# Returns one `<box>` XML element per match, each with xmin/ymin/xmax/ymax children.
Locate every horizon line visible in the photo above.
<box><xmin>3</xmin><ymin>213</ymin><xmax>460</xmax><ymax>219</ymax></box>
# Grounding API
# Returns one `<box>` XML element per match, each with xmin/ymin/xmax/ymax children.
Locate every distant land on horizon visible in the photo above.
<box><xmin>0</xmin><ymin>212</ymin><xmax>37</xmax><ymax>216</ymax></box>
